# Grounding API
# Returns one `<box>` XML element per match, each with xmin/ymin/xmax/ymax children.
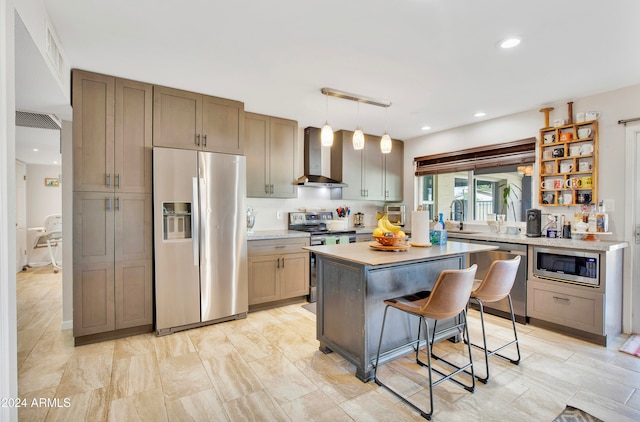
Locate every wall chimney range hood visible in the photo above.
<box><xmin>297</xmin><ymin>127</ymin><xmax>348</xmax><ymax>188</ymax></box>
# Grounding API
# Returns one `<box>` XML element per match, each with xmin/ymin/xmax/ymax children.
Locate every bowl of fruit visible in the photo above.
<box><xmin>373</xmin><ymin>216</ymin><xmax>407</xmax><ymax>246</ymax></box>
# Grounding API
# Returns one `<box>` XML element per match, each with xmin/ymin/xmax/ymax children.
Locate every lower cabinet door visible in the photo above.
<box><xmin>73</xmin><ymin>262</ymin><xmax>115</xmax><ymax>336</ymax></box>
<box><xmin>115</xmin><ymin>259</ymin><xmax>153</xmax><ymax>329</ymax></box>
<box><xmin>248</xmin><ymin>255</ymin><xmax>280</xmax><ymax>305</ymax></box>
<box><xmin>281</xmin><ymin>253</ymin><xmax>309</xmax><ymax>299</ymax></box>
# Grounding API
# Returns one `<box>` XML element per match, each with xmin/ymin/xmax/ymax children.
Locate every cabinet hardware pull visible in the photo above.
<box><xmin>277</xmin><ymin>258</ymin><xmax>280</xmax><ymax>269</ymax></box>
<box><xmin>275</xmin><ymin>245</ymin><xmax>286</xmax><ymax>249</ymax></box>
<box><xmin>196</xmin><ymin>134</ymin><xmax>201</xmax><ymax>146</ymax></box>
<box><xmin>265</xmin><ymin>184</ymin><xmax>269</xmax><ymax>194</ymax></box>
<box><xmin>270</xmin><ymin>184</ymin><xmax>274</xmax><ymax>194</ymax></box>
<box><xmin>553</xmin><ymin>296</ymin><xmax>570</xmax><ymax>302</ymax></box>
<box><xmin>281</xmin><ymin>258</ymin><xmax>284</xmax><ymax>268</ymax></box>
<box><xmin>115</xmin><ymin>174</ymin><xmax>120</xmax><ymax>188</ymax></box>
<box><xmin>106</xmin><ymin>173</ymin><xmax>111</xmax><ymax>187</ymax></box>
<box><xmin>115</xmin><ymin>197</ymin><xmax>120</xmax><ymax>211</ymax></box>
<box><xmin>203</xmin><ymin>134</ymin><xmax>207</xmax><ymax>147</ymax></box>
<box><xmin>106</xmin><ymin>197</ymin><xmax>112</xmax><ymax>211</ymax></box>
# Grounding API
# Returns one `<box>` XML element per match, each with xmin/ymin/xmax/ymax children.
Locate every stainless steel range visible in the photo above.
<box><xmin>288</xmin><ymin>211</ymin><xmax>356</xmax><ymax>302</ymax></box>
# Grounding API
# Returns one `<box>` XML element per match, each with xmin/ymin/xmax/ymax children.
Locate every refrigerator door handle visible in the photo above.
<box><xmin>192</xmin><ymin>177</ymin><xmax>200</xmax><ymax>266</ymax></box>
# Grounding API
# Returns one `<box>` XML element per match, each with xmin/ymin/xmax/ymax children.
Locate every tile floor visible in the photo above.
<box><xmin>16</xmin><ymin>266</ymin><xmax>640</xmax><ymax>421</ymax></box>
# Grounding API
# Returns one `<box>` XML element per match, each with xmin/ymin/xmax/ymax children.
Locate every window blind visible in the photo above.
<box><xmin>414</xmin><ymin>137</ymin><xmax>536</xmax><ymax>176</ymax></box>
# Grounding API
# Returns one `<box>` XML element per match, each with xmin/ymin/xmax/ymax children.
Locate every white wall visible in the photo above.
<box><xmin>404</xmin><ymin>83</ymin><xmax>640</xmax><ymax>333</ymax></box>
<box><xmin>25</xmin><ymin>163</ymin><xmax>61</xmax><ymax>227</ymax></box>
<box><xmin>0</xmin><ymin>0</ymin><xmax>17</xmax><ymax>420</ymax></box>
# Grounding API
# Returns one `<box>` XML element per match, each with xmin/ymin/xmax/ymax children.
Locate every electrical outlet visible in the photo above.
<box><xmin>276</xmin><ymin>211</ymin><xmax>282</xmax><ymax>220</ymax></box>
<box><xmin>603</xmin><ymin>199</ymin><xmax>614</xmax><ymax>212</ymax></box>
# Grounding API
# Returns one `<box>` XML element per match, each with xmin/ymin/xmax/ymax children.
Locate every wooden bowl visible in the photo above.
<box><xmin>373</xmin><ymin>235</ymin><xmax>405</xmax><ymax>247</ymax></box>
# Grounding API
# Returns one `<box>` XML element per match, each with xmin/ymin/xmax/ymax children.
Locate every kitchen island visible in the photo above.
<box><xmin>304</xmin><ymin>241</ymin><xmax>498</xmax><ymax>381</ymax></box>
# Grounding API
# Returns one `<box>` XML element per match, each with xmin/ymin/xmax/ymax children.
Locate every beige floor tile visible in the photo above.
<box><xmin>110</xmin><ymin>352</ymin><xmax>161</xmax><ymax>400</ymax></box>
<box><xmin>55</xmin><ymin>352</ymin><xmax>113</xmax><ymax>397</ymax></box>
<box><xmin>46</xmin><ymin>387</ymin><xmax>109</xmax><ymax>422</ymax></box>
<box><xmin>249</xmin><ymin>352</ymin><xmax>319</xmax><ymax>404</ymax></box>
<box><xmin>17</xmin><ymin>386</ymin><xmax>57</xmax><ymax>422</ymax></box>
<box><xmin>158</xmin><ymin>352</ymin><xmax>213</xmax><ymax>402</ymax></box>
<box><xmin>113</xmin><ymin>333</ymin><xmax>156</xmax><ymax>361</ymax></box>
<box><xmin>187</xmin><ymin>324</ymin><xmax>236</xmax><ymax>360</ymax></box>
<box><xmin>107</xmin><ymin>388</ymin><xmax>168</xmax><ymax>422</ymax></box>
<box><xmin>18</xmin><ymin>350</ymin><xmax>73</xmax><ymax>395</ymax></box>
<box><xmin>224</xmin><ymin>389</ymin><xmax>289</xmax><ymax>421</ymax></box>
<box><xmin>226</xmin><ymin>329</ymin><xmax>279</xmax><ymax>362</ymax></box>
<box><xmin>202</xmin><ymin>350</ymin><xmax>264</xmax><ymax>402</ymax></box>
<box><xmin>280</xmin><ymin>389</ymin><xmax>354</xmax><ymax>421</ymax></box>
<box><xmin>568</xmin><ymin>389</ymin><xmax>640</xmax><ymax>422</ymax></box>
<box><xmin>340</xmin><ymin>389</ymin><xmax>424</xmax><ymax>421</ymax></box>
<box><xmin>154</xmin><ymin>331</ymin><xmax>196</xmax><ymax>361</ymax></box>
<box><xmin>165</xmin><ymin>388</ymin><xmax>229</xmax><ymax>422</ymax></box>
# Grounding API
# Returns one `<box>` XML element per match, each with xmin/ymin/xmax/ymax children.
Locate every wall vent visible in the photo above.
<box><xmin>16</xmin><ymin>111</ymin><xmax>61</xmax><ymax>130</ymax></box>
<box><xmin>45</xmin><ymin>20</ymin><xmax>64</xmax><ymax>80</ymax></box>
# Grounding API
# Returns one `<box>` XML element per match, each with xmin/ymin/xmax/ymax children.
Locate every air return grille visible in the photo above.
<box><xmin>16</xmin><ymin>111</ymin><xmax>61</xmax><ymax>130</ymax></box>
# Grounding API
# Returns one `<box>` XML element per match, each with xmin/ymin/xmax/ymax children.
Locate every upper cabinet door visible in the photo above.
<box><xmin>202</xmin><ymin>96</ymin><xmax>244</xmax><ymax>154</ymax></box>
<box><xmin>245</xmin><ymin>113</ymin><xmax>270</xmax><ymax>197</ymax></box>
<box><xmin>384</xmin><ymin>139</ymin><xmax>404</xmax><ymax>201</ymax></box>
<box><xmin>333</xmin><ymin>131</ymin><xmax>364</xmax><ymax>200</ymax></box>
<box><xmin>153</xmin><ymin>86</ymin><xmax>202</xmax><ymax>149</ymax></box>
<box><xmin>115</xmin><ymin>79</ymin><xmax>153</xmax><ymax>193</ymax></box>
<box><xmin>269</xmin><ymin>117</ymin><xmax>297</xmax><ymax>198</ymax></box>
<box><xmin>362</xmin><ymin>136</ymin><xmax>385</xmax><ymax>200</ymax></box>
<box><xmin>72</xmin><ymin>70</ymin><xmax>115</xmax><ymax>192</ymax></box>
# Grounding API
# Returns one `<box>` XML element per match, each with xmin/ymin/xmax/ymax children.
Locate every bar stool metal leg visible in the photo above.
<box><xmin>464</xmin><ymin>294</ymin><xmax>521</xmax><ymax>384</ymax></box>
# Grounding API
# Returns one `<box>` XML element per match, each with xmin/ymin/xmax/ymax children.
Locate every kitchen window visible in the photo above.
<box><xmin>415</xmin><ymin>138</ymin><xmax>535</xmax><ymax>223</ymax></box>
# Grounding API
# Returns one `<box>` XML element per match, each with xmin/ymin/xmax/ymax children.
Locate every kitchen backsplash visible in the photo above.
<box><xmin>247</xmin><ymin>187</ymin><xmax>388</xmax><ymax>230</ymax></box>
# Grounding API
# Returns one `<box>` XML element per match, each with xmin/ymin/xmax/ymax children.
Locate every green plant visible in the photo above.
<box><xmin>500</xmin><ymin>182</ymin><xmax>522</xmax><ymax>221</ymax></box>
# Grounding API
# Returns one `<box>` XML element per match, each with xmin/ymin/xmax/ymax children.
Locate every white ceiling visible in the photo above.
<box><xmin>16</xmin><ymin>0</ymin><xmax>640</xmax><ymax>153</ymax></box>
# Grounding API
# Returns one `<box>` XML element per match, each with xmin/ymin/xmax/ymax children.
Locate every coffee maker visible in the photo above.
<box><xmin>526</xmin><ymin>209</ymin><xmax>542</xmax><ymax>237</ymax></box>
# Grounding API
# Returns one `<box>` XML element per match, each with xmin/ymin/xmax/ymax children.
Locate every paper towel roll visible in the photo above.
<box><xmin>411</xmin><ymin>210</ymin><xmax>431</xmax><ymax>246</ymax></box>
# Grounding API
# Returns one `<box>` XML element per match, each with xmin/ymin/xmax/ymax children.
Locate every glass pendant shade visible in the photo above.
<box><xmin>321</xmin><ymin>122</ymin><xmax>334</xmax><ymax>146</ymax></box>
<box><xmin>353</xmin><ymin>128</ymin><xmax>365</xmax><ymax>150</ymax></box>
<box><xmin>380</xmin><ymin>132</ymin><xmax>392</xmax><ymax>153</ymax></box>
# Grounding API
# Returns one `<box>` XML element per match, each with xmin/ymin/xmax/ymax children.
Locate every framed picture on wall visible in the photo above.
<box><xmin>44</xmin><ymin>178</ymin><xmax>59</xmax><ymax>187</ymax></box>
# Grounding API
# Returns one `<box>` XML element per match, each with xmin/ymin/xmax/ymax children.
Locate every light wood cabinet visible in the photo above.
<box><xmin>384</xmin><ymin>139</ymin><xmax>404</xmax><ymax>201</ymax></box>
<box><xmin>72</xmin><ymin>69</ymin><xmax>154</xmax><ymax>342</ymax></box>
<box><xmin>72</xmin><ymin>70</ymin><xmax>152</xmax><ymax>194</ymax></box>
<box><xmin>247</xmin><ymin>238</ymin><xmax>309</xmax><ymax>307</ymax></box>
<box><xmin>153</xmin><ymin>86</ymin><xmax>244</xmax><ymax>154</ymax></box>
<box><xmin>73</xmin><ymin>192</ymin><xmax>153</xmax><ymax>338</ymax></box>
<box><xmin>539</xmin><ymin>121</ymin><xmax>598</xmax><ymax>206</ymax></box>
<box><xmin>245</xmin><ymin>112</ymin><xmax>297</xmax><ymax>198</ymax></box>
<box><xmin>332</xmin><ymin>131</ymin><xmax>404</xmax><ymax>201</ymax></box>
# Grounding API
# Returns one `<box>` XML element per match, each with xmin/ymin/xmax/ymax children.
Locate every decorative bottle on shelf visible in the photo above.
<box><xmin>587</xmin><ymin>204</ymin><xmax>597</xmax><ymax>233</ymax></box>
<box><xmin>596</xmin><ymin>201</ymin><xmax>608</xmax><ymax>232</ymax></box>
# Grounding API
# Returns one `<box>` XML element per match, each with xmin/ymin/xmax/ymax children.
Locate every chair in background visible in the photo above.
<box><xmin>27</xmin><ymin>214</ymin><xmax>62</xmax><ymax>272</ymax></box>
<box><xmin>464</xmin><ymin>255</ymin><xmax>521</xmax><ymax>384</ymax></box>
<box><xmin>373</xmin><ymin>264</ymin><xmax>478</xmax><ymax>420</ymax></box>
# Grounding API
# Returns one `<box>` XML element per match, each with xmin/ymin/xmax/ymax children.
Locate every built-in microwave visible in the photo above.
<box><xmin>532</xmin><ymin>246</ymin><xmax>599</xmax><ymax>286</ymax></box>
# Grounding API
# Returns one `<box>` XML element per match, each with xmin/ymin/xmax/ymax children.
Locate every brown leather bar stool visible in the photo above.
<box><xmin>373</xmin><ymin>264</ymin><xmax>478</xmax><ymax>420</ymax></box>
<box><xmin>464</xmin><ymin>256</ymin><xmax>521</xmax><ymax>384</ymax></box>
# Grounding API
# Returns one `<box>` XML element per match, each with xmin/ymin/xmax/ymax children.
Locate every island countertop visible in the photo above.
<box><xmin>304</xmin><ymin>240</ymin><xmax>498</xmax><ymax>266</ymax></box>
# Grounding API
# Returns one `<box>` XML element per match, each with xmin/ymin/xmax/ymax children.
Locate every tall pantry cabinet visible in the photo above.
<box><xmin>72</xmin><ymin>70</ymin><xmax>153</xmax><ymax>343</ymax></box>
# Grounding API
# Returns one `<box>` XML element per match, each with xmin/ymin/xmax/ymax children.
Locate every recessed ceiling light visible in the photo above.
<box><xmin>499</xmin><ymin>37</ymin><xmax>521</xmax><ymax>49</ymax></box>
<box><xmin>53</xmin><ymin>161</ymin><xmax>58</xmax><ymax>164</ymax></box>
<box><xmin>474</xmin><ymin>112</ymin><xmax>486</xmax><ymax>117</ymax></box>
<box><xmin>421</xmin><ymin>126</ymin><xmax>431</xmax><ymax>131</ymax></box>
<box><xmin>33</xmin><ymin>148</ymin><xmax>39</xmax><ymax>152</ymax></box>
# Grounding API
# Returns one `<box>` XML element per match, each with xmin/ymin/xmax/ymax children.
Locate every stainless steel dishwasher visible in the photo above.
<box><xmin>465</xmin><ymin>240</ymin><xmax>528</xmax><ymax>324</ymax></box>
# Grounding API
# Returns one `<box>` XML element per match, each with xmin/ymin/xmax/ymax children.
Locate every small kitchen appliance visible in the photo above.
<box><xmin>526</xmin><ymin>208</ymin><xmax>542</xmax><ymax>237</ymax></box>
<box><xmin>384</xmin><ymin>203</ymin><xmax>406</xmax><ymax>226</ymax></box>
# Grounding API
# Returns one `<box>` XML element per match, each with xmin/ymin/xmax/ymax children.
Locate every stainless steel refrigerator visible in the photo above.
<box><xmin>153</xmin><ymin>147</ymin><xmax>248</xmax><ymax>335</ymax></box>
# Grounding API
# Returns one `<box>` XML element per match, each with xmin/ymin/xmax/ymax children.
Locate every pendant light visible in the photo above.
<box><xmin>380</xmin><ymin>107</ymin><xmax>392</xmax><ymax>154</ymax></box>
<box><xmin>353</xmin><ymin>101</ymin><xmax>365</xmax><ymax>150</ymax></box>
<box><xmin>320</xmin><ymin>91</ymin><xmax>333</xmax><ymax>147</ymax></box>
